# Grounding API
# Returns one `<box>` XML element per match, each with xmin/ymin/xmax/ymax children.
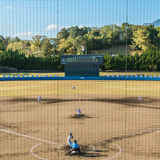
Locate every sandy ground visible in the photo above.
<box><xmin>0</xmin><ymin>94</ymin><xmax>160</xmax><ymax>160</ymax></box>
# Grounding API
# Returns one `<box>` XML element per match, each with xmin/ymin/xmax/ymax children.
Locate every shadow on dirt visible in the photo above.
<box><xmin>58</xmin><ymin>145</ymin><xmax>108</xmax><ymax>157</ymax></box>
<box><xmin>4</xmin><ymin>97</ymin><xmax>160</xmax><ymax>110</ymax></box>
<box><xmin>69</xmin><ymin>114</ymin><xmax>95</xmax><ymax>119</ymax></box>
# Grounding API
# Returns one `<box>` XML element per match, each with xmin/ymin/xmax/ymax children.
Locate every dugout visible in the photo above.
<box><xmin>61</xmin><ymin>55</ymin><xmax>103</xmax><ymax>77</ymax></box>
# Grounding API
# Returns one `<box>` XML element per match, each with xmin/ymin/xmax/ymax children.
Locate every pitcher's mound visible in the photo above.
<box><xmin>69</xmin><ymin>114</ymin><xmax>91</xmax><ymax>119</ymax></box>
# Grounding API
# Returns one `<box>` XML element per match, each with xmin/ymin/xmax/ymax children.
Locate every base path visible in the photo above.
<box><xmin>0</xmin><ymin>129</ymin><xmax>60</xmax><ymax>145</ymax></box>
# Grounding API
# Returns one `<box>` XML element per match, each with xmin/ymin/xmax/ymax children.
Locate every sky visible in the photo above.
<box><xmin>0</xmin><ymin>0</ymin><xmax>160</xmax><ymax>40</ymax></box>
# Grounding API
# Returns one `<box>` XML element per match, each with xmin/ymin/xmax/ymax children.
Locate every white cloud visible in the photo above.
<box><xmin>13</xmin><ymin>31</ymin><xmax>32</xmax><ymax>38</ymax></box>
<box><xmin>46</xmin><ymin>24</ymin><xmax>58</xmax><ymax>30</ymax></box>
<box><xmin>115</xmin><ymin>23</ymin><xmax>121</xmax><ymax>26</ymax></box>
<box><xmin>45</xmin><ymin>24</ymin><xmax>88</xmax><ymax>31</ymax></box>
<box><xmin>78</xmin><ymin>24</ymin><xmax>85</xmax><ymax>28</ymax></box>
<box><xmin>6</xmin><ymin>6</ymin><xmax>12</xmax><ymax>9</ymax></box>
<box><xmin>45</xmin><ymin>24</ymin><xmax>71</xmax><ymax>31</ymax></box>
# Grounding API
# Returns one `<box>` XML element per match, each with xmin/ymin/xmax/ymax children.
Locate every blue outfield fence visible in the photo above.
<box><xmin>1</xmin><ymin>75</ymin><xmax>160</xmax><ymax>81</ymax></box>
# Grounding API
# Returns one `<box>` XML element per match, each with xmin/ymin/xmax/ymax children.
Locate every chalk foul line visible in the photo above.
<box><xmin>95</xmin><ymin>127</ymin><xmax>160</xmax><ymax>146</ymax></box>
<box><xmin>3</xmin><ymin>128</ymin><xmax>160</xmax><ymax>160</ymax></box>
<box><xmin>0</xmin><ymin>129</ymin><xmax>59</xmax><ymax>145</ymax></box>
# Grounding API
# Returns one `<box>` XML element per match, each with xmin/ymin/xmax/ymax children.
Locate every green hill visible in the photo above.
<box><xmin>88</xmin><ymin>45</ymin><xmax>143</xmax><ymax>55</ymax></box>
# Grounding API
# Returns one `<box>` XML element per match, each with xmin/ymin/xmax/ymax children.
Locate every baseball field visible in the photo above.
<box><xmin>0</xmin><ymin>80</ymin><xmax>160</xmax><ymax>160</ymax></box>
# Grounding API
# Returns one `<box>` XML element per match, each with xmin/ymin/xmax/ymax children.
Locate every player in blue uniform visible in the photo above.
<box><xmin>66</xmin><ymin>140</ymin><xmax>82</xmax><ymax>155</ymax></box>
<box><xmin>75</xmin><ymin>108</ymin><xmax>81</xmax><ymax>116</ymax></box>
<box><xmin>138</xmin><ymin>96</ymin><xmax>142</xmax><ymax>102</ymax></box>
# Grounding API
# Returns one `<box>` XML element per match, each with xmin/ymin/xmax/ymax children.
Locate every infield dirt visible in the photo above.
<box><xmin>0</xmin><ymin>80</ymin><xmax>160</xmax><ymax>160</ymax></box>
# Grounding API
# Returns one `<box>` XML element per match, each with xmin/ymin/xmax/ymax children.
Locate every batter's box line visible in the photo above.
<box><xmin>0</xmin><ymin>129</ymin><xmax>121</xmax><ymax>160</ymax></box>
<box><xmin>31</xmin><ymin>143</ymin><xmax>49</xmax><ymax>160</ymax></box>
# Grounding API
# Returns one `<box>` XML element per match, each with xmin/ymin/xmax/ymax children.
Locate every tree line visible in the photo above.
<box><xmin>101</xmin><ymin>49</ymin><xmax>160</xmax><ymax>71</ymax></box>
<box><xmin>0</xmin><ymin>50</ymin><xmax>63</xmax><ymax>71</ymax></box>
<box><xmin>1</xmin><ymin>49</ymin><xmax>160</xmax><ymax>71</ymax></box>
<box><xmin>0</xmin><ymin>23</ymin><xmax>160</xmax><ymax>56</ymax></box>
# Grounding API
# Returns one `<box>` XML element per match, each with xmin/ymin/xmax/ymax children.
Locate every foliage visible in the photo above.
<box><xmin>101</xmin><ymin>49</ymin><xmax>160</xmax><ymax>71</ymax></box>
<box><xmin>1</xmin><ymin>49</ymin><xmax>160</xmax><ymax>71</ymax></box>
<box><xmin>7</xmin><ymin>42</ymin><xmax>30</xmax><ymax>52</ymax></box>
<box><xmin>41</xmin><ymin>39</ymin><xmax>53</xmax><ymax>56</ymax></box>
<box><xmin>32</xmin><ymin>35</ymin><xmax>44</xmax><ymax>50</ymax></box>
<box><xmin>1</xmin><ymin>24</ymin><xmax>160</xmax><ymax>57</ymax></box>
<box><xmin>0</xmin><ymin>50</ymin><xmax>63</xmax><ymax>71</ymax></box>
<box><xmin>0</xmin><ymin>39</ymin><xmax>5</xmax><ymax>51</ymax></box>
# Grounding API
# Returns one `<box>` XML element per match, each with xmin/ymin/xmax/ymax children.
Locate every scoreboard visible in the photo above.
<box><xmin>61</xmin><ymin>55</ymin><xmax>103</xmax><ymax>64</ymax></box>
<box><xmin>61</xmin><ymin>55</ymin><xmax>104</xmax><ymax>77</ymax></box>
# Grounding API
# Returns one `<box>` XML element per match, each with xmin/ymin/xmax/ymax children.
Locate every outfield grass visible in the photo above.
<box><xmin>0</xmin><ymin>80</ymin><xmax>160</xmax><ymax>97</ymax></box>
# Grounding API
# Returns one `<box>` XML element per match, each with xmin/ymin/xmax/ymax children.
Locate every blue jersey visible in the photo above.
<box><xmin>71</xmin><ymin>143</ymin><xmax>79</xmax><ymax>148</ymax></box>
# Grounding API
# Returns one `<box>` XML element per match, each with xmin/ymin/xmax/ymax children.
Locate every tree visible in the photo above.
<box><xmin>0</xmin><ymin>39</ymin><xmax>5</xmax><ymax>51</ymax></box>
<box><xmin>3</xmin><ymin>37</ymin><xmax>11</xmax><ymax>48</ymax></box>
<box><xmin>84</xmin><ymin>34</ymin><xmax>94</xmax><ymax>50</ymax></box>
<box><xmin>7</xmin><ymin>42</ymin><xmax>27</xmax><ymax>52</ymax></box>
<box><xmin>69</xmin><ymin>26</ymin><xmax>80</xmax><ymax>38</ymax></box>
<box><xmin>88</xmin><ymin>27</ymin><xmax>100</xmax><ymax>37</ymax></box>
<box><xmin>121</xmin><ymin>23</ymin><xmax>133</xmax><ymax>44</ymax></box>
<box><xmin>132</xmin><ymin>28</ymin><xmax>150</xmax><ymax>50</ymax></box>
<box><xmin>80</xmin><ymin>26</ymin><xmax>91</xmax><ymax>35</ymax></box>
<box><xmin>15</xmin><ymin>36</ymin><xmax>21</xmax><ymax>42</ymax></box>
<box><xmin>72</xmin><ymin>36</ymin><xmax>86</xmax><ymax>50</ymax></box>
<box><xmin>146</xmin><ymin>24</ymin><xmax>159</xmax><ymax>47</ymax></box>
<box><xmin>57</xmin><ymin>39</ymin><xmax>67</xmax><ymax>53</ymax></box>
<box><xmin>32</xmin><ymin>35</ymin><xmax>43</xmax><ymax>50</ymax></box>
<box><xmin>110</xmin><ymin>25</ymin><xmax>122</xmax><ymax>45</ymax></box>
<box><xmin>26</xmin><ymin>40</ymin><xmax>31</xmax><ymax>47</ymax></box>
<box><xmin>41</xmin><ymin>39</ymin><xmax>53</xmax><ymax>55</ymax></box>
<box><xmin>57</xmin><ymin>28</ymin><xmax>69</xmax><ymax>39</ymax></box>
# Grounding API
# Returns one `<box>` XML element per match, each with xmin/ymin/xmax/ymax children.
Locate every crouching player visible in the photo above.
<box><xmin>66</xmin><ymin>140</ymin><xmax>82</xmax><ymax>156</ymax></box>
<box><xmin>37</xmin><ymin>95</ymin><xmax>41</xmax><ymax>102</ymax></box>
<box><xmin>75</xmin><ymin>108</ymin><xmax>81</xmax><ymax>117</ymax></box>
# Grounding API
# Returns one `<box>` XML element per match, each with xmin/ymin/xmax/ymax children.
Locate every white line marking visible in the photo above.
<box><xmin>57</xmin><ymin>145</ymin><xmax>64</xmax><ymax>152</ymax></box>
<box><xmin>0</xmin><ymin>129</ymin><xmax>59</xmax><ymax>145</ymax></box>
<box><xmin>102</xmin><ymin>143</ymin><xmax>121</xmax><ymax>160</ymax></box>
<box><xmin>89</xmin><ymin>145</ymin><xmax>95</xmax><ymax>152</ymax></box>
<box><xmin>31</xmin><ymin>143</ymin><xmax>49</xmax><ymax>160</ymax></box>
<box><xmin>1</xmin><ymin>128</ymin><xmax>159</xmax><ymax>160</ymax></box>
<box><xmin>92</xmin><ymin>145</ymin><xmax>95</xmax><ymax>152</ymax></box>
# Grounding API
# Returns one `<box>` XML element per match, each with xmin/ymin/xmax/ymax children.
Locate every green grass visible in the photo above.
<box><xmin>0</xmin><ymin>80</ymin><xmax>160</xmax><ymax>97</ymax></box>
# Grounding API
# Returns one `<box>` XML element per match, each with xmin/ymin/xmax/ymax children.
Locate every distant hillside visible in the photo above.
<box><xmin>88</xmin><ymin>45</ymin><xmax>142</xmax><ymax>55</ymax></box>
<box><xmin>143</xmin><ymin>19</ymin><xmax>160</xmax><ymax>27</ymax></box>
